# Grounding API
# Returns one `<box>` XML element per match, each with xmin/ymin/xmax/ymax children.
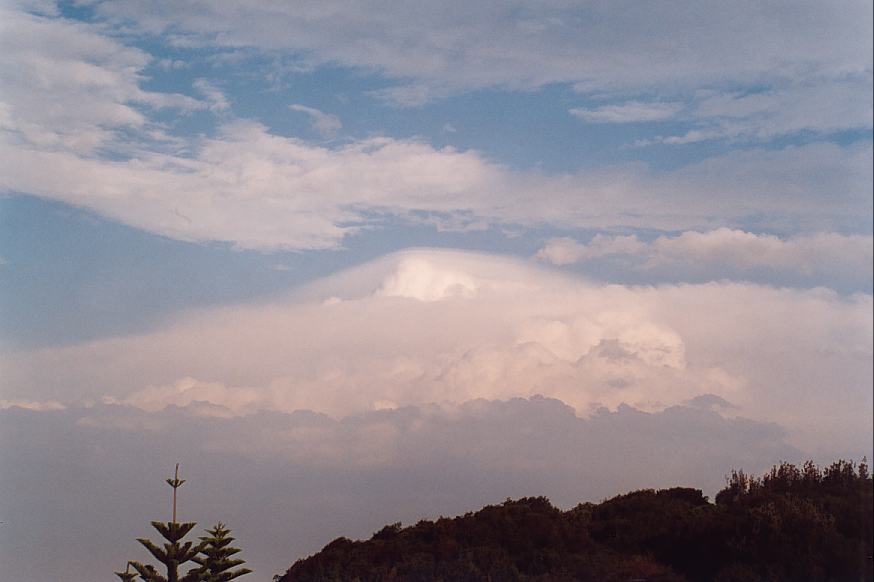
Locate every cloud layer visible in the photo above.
<box><xmin>4</xmin><ymin>249</ymin><xmax>870</xmax><ymax>456</ymax></box>
<box><xmin>3</xmin><ymin>117</ymin><xmax>870</xmax><ymax>250</ymax></box>
<box><xmin>87</xmin><ymin>0</ymin><xmax>872</xmax><ymax>98</ymax></box>
<box><xmin>1</xmin><ymin>397</ymin><xmax>802</xmax><ymax>582</ymax></box>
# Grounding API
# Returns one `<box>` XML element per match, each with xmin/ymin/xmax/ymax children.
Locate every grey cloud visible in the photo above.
<box><xmin>685</xmin><ymin>393</ymin><xmax>734</xmax><ymax>411</ymax></box>
<box><xmin>80</xmin><ymin>0</ymin><xmax>873</xmax><ymax>153</ymax></box>
<box><xmin>87</xmin><ymin>0</ymin><xmax>871</xmax><ymax>98</ymax></box>
<box><xmin>652</xmin><ymin>76</ymin><xmax>873</xmax><ymax>144</ymax></box>
<box><xmin>0</xmin><ymin>396</ymin><xmax>808</xmax><ymax>582</ymax></box>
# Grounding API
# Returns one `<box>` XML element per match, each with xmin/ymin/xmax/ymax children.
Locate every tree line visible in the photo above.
<box><xmin>275</xmin><ymin>459</ymin><xmax>873</xmax><ymax>582</ymax></box>
<box><xmin>117</xmin><ymin>459</ymin><xmax>872</xmax><ymax>581</ymax></box>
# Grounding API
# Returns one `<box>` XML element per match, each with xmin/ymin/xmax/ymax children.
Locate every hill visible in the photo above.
<box><xmin>276</xmin><ymin>460</ymin><xmax>873</xmax><ymax>582</ymax></box>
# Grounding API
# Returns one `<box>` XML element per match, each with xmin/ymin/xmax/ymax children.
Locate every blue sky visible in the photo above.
<box><xmin>0</xmin><ymin>1</ymin><xmax>872</xmax><ymax>580</ymax></box>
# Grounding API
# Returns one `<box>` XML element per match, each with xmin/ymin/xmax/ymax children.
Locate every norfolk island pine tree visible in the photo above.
<box><xmin>126</xmin><ymin>464</ymin><xmax>207</xmax><ymax>582</ymax></box>
<box><xmin>194</xmin><ymin>522</ymin><xmax>252</xmax><ymax>582</ymax></box>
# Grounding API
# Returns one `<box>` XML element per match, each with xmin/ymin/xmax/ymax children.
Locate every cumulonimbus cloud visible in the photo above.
<box><xmin>3</xmin><ymin>249</ymin><xmax>870</xmax><ymax>457</ymax></box>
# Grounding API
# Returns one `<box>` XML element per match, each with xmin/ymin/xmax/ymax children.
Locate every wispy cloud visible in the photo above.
<box><xmin>536</xmin><ymin>229</ymin><xmax>874</xmax><ymax>285</ymax></box>
<box><xmin>0</xmin><ymin>398</ymin><xmax>65</xmax><ymax>411</ymax></box>
<box><xmin>289</xmin><ymin>103</ymin><xmax>342</xmax><ymax>137</ymax></box>
<box><xmin>569</xmin><ymin>101</ymin><xmax>683</xmax><ymax>123</ymax></box>
<box><xmin>86</xmin><ymin>0</ymin><xmax>872</xmax><ymax>97</ymax></box>
<box><xmin>193</xmin><ymin>78</ymin><xmax>230</xmax><ymax>112</ymax></box>
<box><xmin>645</xmin><ymin>77</ymin><xmax>873</xmax><ymax>144</ymax></box>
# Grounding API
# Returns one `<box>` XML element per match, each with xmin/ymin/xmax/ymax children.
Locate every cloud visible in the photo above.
<box><xmin>3</xmin><ymin>116</ymin><xmax>870</xmax><ymax>249</ymax></box>
<box><xmin>289</xmin><ymin>104</ymin><xmax>342</xmax><ymax>137</ymax></box>
<box><xmin>651</xmin><ymin>77</ymin><xmax>873</xmax><ymax>144</ymax></box>
<box><xmin>536</xmin><ymin>235</ymin><xmax>646</xmax><ymax>265</ymax></box>
<box><xmin>1</xmin><ymin>397</ymin><xmax>805</xmax><ymax>581</ymax></box>
<box><xmin>0</xmin><ymin>4</ymin><xmax>201</xmax><ymax>155</ymax></box>
<box><xmin>2</xmin><ymin>249</ymin><xmax>870</xmax><ymax>456</ymax></box>
<box><xmin>685</xmin><ymin>393</ymin><xmax>734</xmax><ymax>411</ymax></box>
<box><xmin>109</xmin><ymin>377</ymin><xmax>262</xmax><ymax>417</ymax></box>
<box><xmin>535</xmin><ymin>229</ymin><xmax>874</xmax><ymax>286</ymax></box>
<box><xmin>646</xmin><ymin>229</ymin><xmax>874</xmax><ymax>273</ymax></box>
<box><xmin>570</xmin><ymin>101</ymin><xmax>683</xmax><ymax>123</ymax></box>
<box><xmin>368</xmin><ymin>83</ymin><xmax>441</xmax><ymax>108</ymax></box>
<box><xmin>0</xmin><ymin>398</ymin><xmax>65</xmax><ymax>411</ymax></box>
<box><xmin>193</xmin><ymin>78</ymin><xmax>230</xmax><ymax>112</ymax></box>
<box><xmin>86</xmin><ymin>0</ymin><xmax>871</xmax><ymax>99</ymax></box>
<box><xmin>72</xmin><ymin>0</ymin><xmax>871</xmax><ymax>154</ymax></box>
<box><xmin>1</xmin><ymin>5</ymin><xmax>870</xmax><ymax>250</ymax></box>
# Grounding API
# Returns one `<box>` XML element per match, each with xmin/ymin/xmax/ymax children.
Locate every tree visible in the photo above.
<box><xmin>194</xmin><ymin>522</ymin><xmax>252</xmax><ymax>582</ymax></box>
<box><xmin>115</xmin><ymin>562</ymin><xmax>137</xmax><ymax>582</ymax></box>
<box><xmin>129</xmin><ymin>464</ymin><xmax>205</xmax><ymax>582</ymax></box>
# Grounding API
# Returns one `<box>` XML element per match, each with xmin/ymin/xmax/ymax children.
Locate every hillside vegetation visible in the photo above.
<box><xmin>276</xmin><ymin>460</ymin><xmax>873</xmax><ymax>582</ymax></box>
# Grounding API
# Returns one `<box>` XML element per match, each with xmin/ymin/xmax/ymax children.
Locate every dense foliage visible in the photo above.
<box><xmin>276</xmin><ymin>460</ymin><xmax>873</xmax><ymax>582</ymax></box>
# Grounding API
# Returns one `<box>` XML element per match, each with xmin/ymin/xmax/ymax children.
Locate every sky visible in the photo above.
<box><xmin>0</xmin><ymin>0</ymin><xmax>872</xmax><ymax>580</ymax></box>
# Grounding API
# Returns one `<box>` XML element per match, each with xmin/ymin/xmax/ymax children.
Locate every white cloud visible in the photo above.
<box><xmin>537</xmin><ymin>235</ymin><xmax>646</xmax><ymax>265</ymax></box>
<box><xmin>647</xmin><ymin>229</ymin><xmax>873</xmax><ymax>274</ymax></box>
<box><xmin>2</xmin><ymin>249</ymin><xmax>870</xmax><ymax>455</ymax></box>
<box><xmin>535</xmin><ymin>229</ymin><xmax>874</xmax><ymax>284</ymax></box>
<box><xmin>289</xmin><ymin>104</ymin><xmax>342</xmax><ymax>137</ymax></box>
<box><xmin>1</xmin><ymin>5</ymin><xmax>870</xmax><ymax>251</ymax></box>
<box><xmin>570</xmin><ymin>101</ymin><xmax>683</xmax><ymax>123</ymax></box>
<box><xmin>113</xmin><ymin>377</ymin><xmax>263</xmax><ymax>417</ymax></box>
<box><xmin>2</xmin><ymin>116</ymin><xmax>870</xmax><ymax>249</ymax></box>
<box><xmin>0</xmin><ymin>5</ymin><xmax>201</xmax><ymax>154</ymax></box>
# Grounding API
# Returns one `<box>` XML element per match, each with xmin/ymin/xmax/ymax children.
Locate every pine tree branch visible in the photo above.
<box><xmin>130</xmin><ymin>561</ymin><xmax>169</xmax><ymax>582</ymax></box>
<box><xmin>137</xmin><ymin>538</ymin><xmax>169</xmax><ymax>563</ymax></box>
